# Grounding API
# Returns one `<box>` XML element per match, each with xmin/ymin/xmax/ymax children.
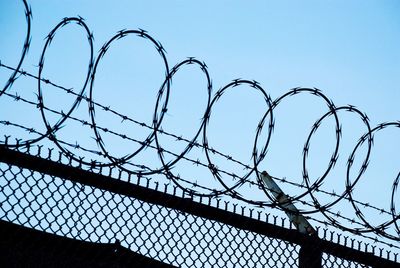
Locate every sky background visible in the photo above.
<box><xmin>1</xmin><ymin>0</ymin><xmax>400</xmax><ymax>251</ymax></box>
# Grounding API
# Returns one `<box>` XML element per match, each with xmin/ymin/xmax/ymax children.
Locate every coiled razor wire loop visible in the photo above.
<box><xmin>345</xmin><ymin>122</ymin><xmax>400</xmax><ymax>240</ymax></box>
<box><xmin>202</xmin><ymin>79</ymin><xmax>274</xmax><ymax>202</ymax></box>
<box><xmin>154</xmin><ymin>58</ymin><xmax>216</xmax><ymax>197</ymax></box>
<box><xmin>89</xmin><ymin>29</ymin><xmax>170</xmax><ymax>173</ymax></box>
<box><xmin>253</xmin><ymin>88</ymin><xmax>340</xmax><ymax>211</ymax></box>
<box><xmin>38</xmin><ymin>17</ymin><xmax>94</xmax><ymax>164</ymax></box>
<box><xmin>0</xmin><ymin>0</ymin><xmax>31</xmax><ymax>97</ymax></box>
<box><xmin>0</xmin><ymin>0</ymin><xmax>399</xmax><ymax>242</ymax></box>
<box><xmin>303</xmin><ymin>106</ymin><xmax>372</xmax><ymax>215</ymax></box>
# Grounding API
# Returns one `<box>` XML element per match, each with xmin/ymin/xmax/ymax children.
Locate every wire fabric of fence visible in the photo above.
<box><xmin>0</xmin><ymin>146</ymin><xmax>398</xmax><ymax>267</ymax></box>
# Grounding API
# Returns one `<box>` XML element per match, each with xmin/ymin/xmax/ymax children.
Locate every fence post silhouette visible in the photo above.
<box><xmin>299</xmin><ymin>243</ymin><xmax>322</xmax><ymax>268</ymax></box>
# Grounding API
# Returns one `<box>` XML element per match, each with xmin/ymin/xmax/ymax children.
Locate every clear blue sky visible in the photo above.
<box><xmin>1</xmin><ymin>0</ymin><xmax>399</xmax><ymax>249</ymax></box>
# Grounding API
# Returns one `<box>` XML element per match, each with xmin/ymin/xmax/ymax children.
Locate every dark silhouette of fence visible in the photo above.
<box><xmin>0</xmin><ymin>145</ymin><xmax>398</xmax><ymax>267</ymax></box>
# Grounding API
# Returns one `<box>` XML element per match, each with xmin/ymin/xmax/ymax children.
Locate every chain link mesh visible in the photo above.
<box><xmin>0</xmin><ymin>162</ymin><xmax>301</xmax><ymax>267</ymax></box>
<box><xmin>322</xmin><ymin>254</ymin><xmax>371</xmax><ymax>268</ymax></box>
<box><xmin>0</xmin><ymin>148</ymin><xmax>398</xmax><ymax>267</ymax></box>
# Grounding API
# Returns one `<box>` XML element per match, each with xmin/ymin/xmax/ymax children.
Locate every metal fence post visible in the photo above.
<box><xmin>299</xmin><ymin>243</ymin><xmax>322</xmax><ymax>268</ymax></box>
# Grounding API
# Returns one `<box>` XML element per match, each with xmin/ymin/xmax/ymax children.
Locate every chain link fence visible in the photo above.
<box><xmin>0</xmin><ymin>146</ymin><xmax>398</xmax><ymax>267</ymax></box>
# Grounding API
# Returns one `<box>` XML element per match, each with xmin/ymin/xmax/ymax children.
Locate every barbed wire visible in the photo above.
<box><xmin>1</xmin><ymin>0</ymin><xmax>399</xmax><ymax>243</ymax></box>
<box><xmin>3</xmin><ymin>117</ymin><xmax>399</xmax><ymax>252</ymax></box>
<box><xmin>0</xmin><ymin>82</ymin><xmax>394</xmax><ymax>218</ymax></box>
<box><xmin>3</xmin><ymin>117</ymin><xmax>400</xmax><ymax>254</ymax></box>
